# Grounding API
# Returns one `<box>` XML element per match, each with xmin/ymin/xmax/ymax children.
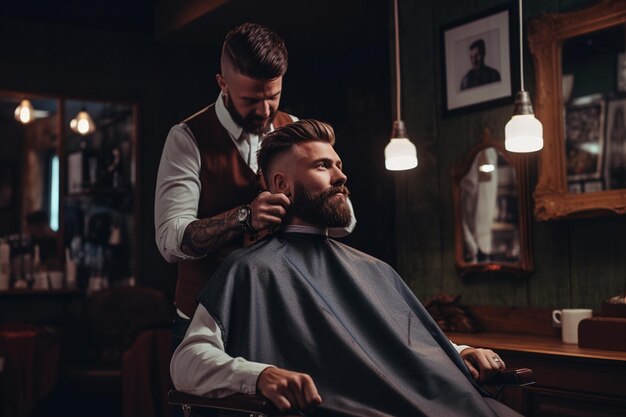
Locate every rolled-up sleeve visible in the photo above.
<box><xmin>154</xmin><ymin>124</ymin><xmax>203</xmax><ymax>263</ymax></box>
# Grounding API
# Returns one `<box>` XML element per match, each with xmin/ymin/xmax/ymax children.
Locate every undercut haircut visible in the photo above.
<box><xmin>222</xmin><ymin>23</ymin><xmax>288</xmax><ymax>79</ymax></box>
<box><xmin>258</xmin><ymin>119</ymin><xmax>335</xmax><ymax>184</ymax></box>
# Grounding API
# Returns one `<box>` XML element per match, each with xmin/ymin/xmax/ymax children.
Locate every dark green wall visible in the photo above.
<box><xmin>395</xmin><ymin>0</ymin><xmax>626</xmax><ymax>311</ymax></box>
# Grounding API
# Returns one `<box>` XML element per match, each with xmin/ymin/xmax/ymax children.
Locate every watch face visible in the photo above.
<box><xmin>236</xmin><ymin>206</ymin><xmax>249</xmax><ymax>223</ymax></box>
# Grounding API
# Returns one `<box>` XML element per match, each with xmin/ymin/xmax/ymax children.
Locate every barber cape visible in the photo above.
<box><xmin>198</xmin><ymin>232</ymin><xmax>521</xmax><ymax>417</ymax></box>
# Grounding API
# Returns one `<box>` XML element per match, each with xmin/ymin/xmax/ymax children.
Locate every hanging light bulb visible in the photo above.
<box><xmin>385</xmin><ymin>0</ymin><xmax>417</xmax><ymax>171</ymax></box>
<box><xmin>70</xmin><ymin>108</ymin><xmax>96</xmax><ymax>135</ymax></box>
<box><xmin>505</xmin><ymin>0</ymin><xmax>543</xmax><ymax>153</ymax></box>
<box><xmin>385</xmin><ymin>121</ymin><xmax>417</xmax><ymax>170</ymax></box>
<box><xmin>14</xmin><ymin>99</ymin><xmax>35</xmax><ymax>124</ymax></box>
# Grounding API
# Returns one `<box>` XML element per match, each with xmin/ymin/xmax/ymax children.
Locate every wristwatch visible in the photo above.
<box><xmin>236</xmin><ymin>205</ymin><xmax>256</xmax><ymax>234</ymax></box>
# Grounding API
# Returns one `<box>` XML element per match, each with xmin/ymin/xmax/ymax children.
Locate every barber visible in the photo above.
<box><xmin>154</xmin><ymin>23</ymin><xmax>356</xmax><ymax>350</ymax></box>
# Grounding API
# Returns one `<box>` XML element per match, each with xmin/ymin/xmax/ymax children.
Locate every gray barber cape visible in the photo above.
<box><xmin>198</xmin><ymin>232</ymin><xmax>521</xmax><ymax>417</ymax></box>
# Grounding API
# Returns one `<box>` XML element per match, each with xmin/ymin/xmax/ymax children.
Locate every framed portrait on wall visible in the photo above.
<box><xmin>604</xmin><ymin>98</ymin><xmax>626</xmax><ymax>190</ymax></box>
<box><xmin>565</xmin><ymin>95</ymin><xmax>605</xmax><ymax>182</ymax></box>
<box><xmin>441</xmin><ymin>3</ymin><xmax>518</xmax><ymax>116</ymax></box>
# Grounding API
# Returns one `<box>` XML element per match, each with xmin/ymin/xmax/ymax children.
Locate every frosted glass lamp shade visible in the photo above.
<box><xmin>70</xmin><ymin>110</ymin><xmax>96</xmax><ymax>135</ymax></box>
<box><xmin>505</xmin><ymin>114</ymin><xmax>543</xmax><ymax>153</ymax></box>
<box><xmin>14</xmin><ymin>99</ymin><xmax>35</xmax><ymax>124</ymax></box>
<box><xmin>385</xmin><ymin>137</ymin><xmax>418</xmax><ymax>171</ymax></box>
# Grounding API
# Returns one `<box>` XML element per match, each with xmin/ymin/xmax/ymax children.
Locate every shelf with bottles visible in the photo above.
<box><xmin>63</xmin><ymin>202</ymin><xmax>135</xmax><ymax>294</ymax></box>
<box><xmin>61</xmin><ymin>99</ymin><xmax>138</xmax><ymax>287</ymax></box>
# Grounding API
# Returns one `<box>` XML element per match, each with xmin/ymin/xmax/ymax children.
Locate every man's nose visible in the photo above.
<box><xmin>332</xmin><ymin>168</ymin><xmax>347</xmax><ymax>186</ymax></box>
<box><xmin>256</xmin><ymin>101</ymin><xmax>271</xmax><ymax>118</ymax></box>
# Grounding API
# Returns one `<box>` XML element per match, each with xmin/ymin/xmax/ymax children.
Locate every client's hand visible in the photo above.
<box><xmin>256</xmin><ymin>367</ymin><xmax>322</xmax><ymax>412</ymax></box>
<box><xmin>460</xmin><ymin>347</ymin><xmax>506</xmax><ymax>383</ymax></box>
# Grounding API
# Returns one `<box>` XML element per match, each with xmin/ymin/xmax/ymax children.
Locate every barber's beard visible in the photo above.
<box><xmin>225</xmin><ymin>94</ymin><xmax>276</xmax><ymax>135</ymax></box>
<box><xmin>291</xmin><ymin>183</ymin><xmax>352</xmax><ymax>228</ymax></box>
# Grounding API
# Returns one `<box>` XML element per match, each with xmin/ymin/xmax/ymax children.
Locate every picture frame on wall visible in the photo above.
<box><xmin>604</xmin><ymin>98</ymin><xmax>626</xmax><ymax>190</ymax></box>
<box><xmin>565</xmin><ymin>95</ymin><xmax>605</xmax><ymax>182</ymax></box>
<box><xmin>441</xmin><ymin>3</ymin><xmax>517</xmax><ymax>116</ymax></box>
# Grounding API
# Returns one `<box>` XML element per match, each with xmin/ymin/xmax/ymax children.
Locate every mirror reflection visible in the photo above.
<box><xmin>460</xmin><ymin>147</ymin><xmax>519</xmax><ymax>265</ymax></box>
<box><xmin>0</xmin><ymin>91</ymin><xmax>137</xmax><ymax>292</ymax></box>
<box><xmin>562</xmin><ymin>23</ymin><xmax>626</xmax><ymax>194</ymax></box>
<box><xmin>0</xmin><ymin>95</ymin><xmax>60</xmax><ymax>250</ymax></box>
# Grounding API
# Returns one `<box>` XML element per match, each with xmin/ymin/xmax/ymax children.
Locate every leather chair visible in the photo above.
<box><xmin>168</xmin><ymin>368</ymin><xmax>535</xmax><ymax>417</ymax></box>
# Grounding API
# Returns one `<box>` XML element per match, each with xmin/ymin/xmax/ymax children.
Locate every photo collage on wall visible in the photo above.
<box><xmin>566</xmin><ymin>52</ymin><xmax>626</xmax><ymax>194</ymax></box>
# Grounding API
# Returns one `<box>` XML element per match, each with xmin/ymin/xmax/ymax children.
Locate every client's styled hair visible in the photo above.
<box><xmin>257</xmin><ymin>119</ymin><xmax>335</xmax><ymax>184</ymax></box>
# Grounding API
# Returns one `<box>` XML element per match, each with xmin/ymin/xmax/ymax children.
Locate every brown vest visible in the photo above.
<box><xmin>175</xmin><ymin>104</ymin><xmax>293</xmax><ymax>317</ymax></box>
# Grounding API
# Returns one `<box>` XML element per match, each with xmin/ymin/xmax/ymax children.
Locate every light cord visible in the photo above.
<box><xmin>519</xmin><ymin>0</ymin><xmax>525</xmax><ymax>91</ymax></box>
<box><xmin>394</xmin><ymin>0</ymin><xmax>401</xmax><ymax>121</ymax></box>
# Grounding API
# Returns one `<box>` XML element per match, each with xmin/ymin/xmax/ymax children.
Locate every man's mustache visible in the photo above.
<box><xmin>320</xmin><ymin>186</ymin><xmax>350</xmax><ymax>199</ymax></box>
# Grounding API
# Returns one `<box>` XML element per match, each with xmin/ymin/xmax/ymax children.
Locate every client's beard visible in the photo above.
<box><xmin>225</xmin><ymin>94</ymin><xmax>276</xmax><ymax>135</ymax></box>
<box><xmin>290</xmin><ymin>182</ymin><xmax>352</xmax><ymax>227</ymax></box>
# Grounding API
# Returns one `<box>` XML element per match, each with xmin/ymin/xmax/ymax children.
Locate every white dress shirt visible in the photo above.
<box><xmin>154</xmin><ymin>93</ymin><xmax>355</xmax><ymax>265</ymax></box>
<box><xmin>170</xmin><ymin>226</ymin><xmax>470</xmax><ymax>398</ymax></box>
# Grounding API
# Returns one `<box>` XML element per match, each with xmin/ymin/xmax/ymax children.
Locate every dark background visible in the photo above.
<box><xmin>1</xmin><ymin>0</ymin><xmax>624</xmax><ymax>312</ymax></box>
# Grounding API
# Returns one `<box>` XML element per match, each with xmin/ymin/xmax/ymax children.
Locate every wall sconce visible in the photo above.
<box><xmin>384</xmin><ymin>0</ymin><xmax>418</xmax><ymax>171</ymax></box>
<box><xmin>70</xmin><ymin>108</ymin><xmax>96</xmax><ymax>135</ymax></box>
<box><xmin>14</xmin><ymin>99</ymin><xmax>35</xmax><ymax>124</ymax></box>
<box><xmin>504</xmin><ymin>0</ymin><xmax>543</xmax><ymax>153</ymax></box>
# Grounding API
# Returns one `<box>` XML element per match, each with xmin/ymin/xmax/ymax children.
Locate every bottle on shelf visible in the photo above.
<box><xmin>0</xmin><ymin>239</ymin><xmax>10</xmax><ymax>290</ymax></box>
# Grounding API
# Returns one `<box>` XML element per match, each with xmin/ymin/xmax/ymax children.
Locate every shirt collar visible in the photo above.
<box><xmin>215</xmin><ymin>91</ymin><xmax>243</xmax><ymax>140</ymax></box>
<box><xmin>215</xmin><ymin>91</ymin><xmax>276</xmax><ymax>142</ymax></box>
<box><xmin>281</xmin><ymin>225</ymin><xmax>328</xmax><ymax>236</ymax></box>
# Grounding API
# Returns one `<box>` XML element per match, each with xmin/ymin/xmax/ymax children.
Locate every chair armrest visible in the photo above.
<box><xmin>484</xmin><ymin>368</ymin><xmax>535</xmax><ymax>387</ymax></box>
<box><xmin>168</xmin><ymin>390</ymin><xmax>279</xmax><ymax>415</ymax></box>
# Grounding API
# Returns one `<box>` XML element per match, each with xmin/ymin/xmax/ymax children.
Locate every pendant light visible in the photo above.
<box><xmin>385</xmin><ymin>0</ymin><xmax>418</xmax><ymax>171</ymax></box>
<box><xmin>14</xmin><ymin>99</ymin><xmax>35</xmax><ymax>124</ymax></box>
<box><xmin>70</xmin><ymin>108</ymin><xmax>96</xmax><ymax>135</ymax></box>
<box><xmin>504</xmin><ymin>0</ymin><xmax>543</xmax><ymax>153</ymax></box>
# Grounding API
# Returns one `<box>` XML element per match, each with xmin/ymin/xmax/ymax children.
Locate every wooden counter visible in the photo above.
<box><xmin>447</xmin><ymin>331</ymin><xmax>626</xmax><ymax>417</ymax></box>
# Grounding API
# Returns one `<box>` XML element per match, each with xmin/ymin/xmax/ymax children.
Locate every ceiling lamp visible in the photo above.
<box><xmin>385</xmin><ymin>0</ymin><xmax>417</xmax><ymax>171</ymax></box>
<box><xmin>504</xmin><ymin>0</ymin><xmax>543</xmax><ymax>153</ymax></box>
<box><xmin>14</xmin><ymin>99</ymin><xmax>35</xmax><ymax>124</ymax></box>
<box><xmin>70</xmin><ymin>109</ymin><xmax>96</xmax><ymax>135</ymax></box>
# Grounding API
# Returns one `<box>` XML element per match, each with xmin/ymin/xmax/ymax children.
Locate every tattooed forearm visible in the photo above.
<box><xmin>181</xmin><ymin>208</ymin><xmax>240</xmax><ymax>257</ymax></box>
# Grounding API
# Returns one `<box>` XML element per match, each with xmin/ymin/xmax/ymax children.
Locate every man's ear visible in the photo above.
<box><xmin>216</xmin><ymin>74</ymin><xmax>228</xmax><ymax>95</ymax></box>
<box><xmin>271</xmin><ymin>172</ymin><xmax>290</xmax><ymax>195</ymax></box>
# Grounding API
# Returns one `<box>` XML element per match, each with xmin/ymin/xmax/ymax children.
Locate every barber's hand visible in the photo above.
<box><xmin>256</xmin><ymin>367</ymin><xmax>322</xmax><ymax>413</ymax></box>
<box><xmin>249</xmin><ymin>191</ymin><xmax>290</xmax><ymax>231</ymax></box>
<box><xmin>460</xmin><ymin>347</ymin><xmax>505</xmax><ymax>383</ymax></box>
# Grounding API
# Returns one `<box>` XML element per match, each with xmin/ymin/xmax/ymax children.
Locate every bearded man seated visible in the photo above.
<box><xmin>170</xmin><ymin>119</ymin><xmax>521</xmax><ymax>417</ymax></box>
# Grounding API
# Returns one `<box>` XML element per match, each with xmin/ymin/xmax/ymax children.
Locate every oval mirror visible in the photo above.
<box><xmin>452</xmin><ymin>129</ymin><xmax>533</xmax><ymax>276</ymax></box>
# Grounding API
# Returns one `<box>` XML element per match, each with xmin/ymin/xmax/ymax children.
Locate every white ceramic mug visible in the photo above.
<box><xmin>552</xmin><ymin>308</ymin><xmax>593</xmax><ymax>344</ymax></box>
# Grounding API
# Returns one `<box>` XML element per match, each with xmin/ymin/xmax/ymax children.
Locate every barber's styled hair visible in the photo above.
<box><xmin>258</xmin><ymin>119</ymin><xmax>335</xmax><ymax>182</ymax></box>
<box><xmin>222</xmin><ymin>23</ymin><xmax>288</xmax><ymax>79</ymax></box>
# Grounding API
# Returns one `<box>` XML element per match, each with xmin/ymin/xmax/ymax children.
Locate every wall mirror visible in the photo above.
<box><xmin>452</xmin><ymin>129</ymin><xmax>533</xmax><ymax>276</ymax></box>
<box><xmin>529</xmin><ymin>0</ymin><xmax>626</xmax><ymax>220</ymax></box>
<box><xmin>0</xmin><ymin>90</ymin><xmax>137</xmax><ymax>292</ymax></box>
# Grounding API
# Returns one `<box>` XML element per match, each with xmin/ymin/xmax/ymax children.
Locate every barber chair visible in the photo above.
<box><xmin>168</xmin><ymin>368</ymin><xmax>534</xmax><ymax>417</ymax></box>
